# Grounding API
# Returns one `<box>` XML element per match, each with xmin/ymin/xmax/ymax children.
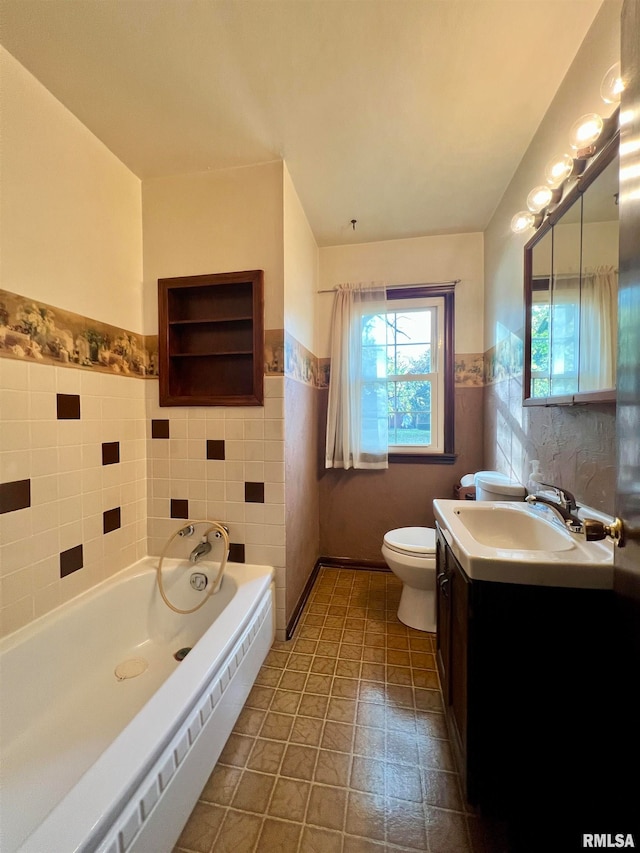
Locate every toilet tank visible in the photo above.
<box><xmin>474</xmin><ymin>470</ymin><xmax>526</xmax><ymax>502</ymax></box>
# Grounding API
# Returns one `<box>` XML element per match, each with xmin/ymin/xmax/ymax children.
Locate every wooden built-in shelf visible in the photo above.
<box><xmin>158</xmin><ymin>270</ymin><xmax>264</xmax><ymax>406</ymax></box>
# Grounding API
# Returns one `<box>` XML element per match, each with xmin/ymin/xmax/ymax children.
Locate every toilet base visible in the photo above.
<box><xmin>397</xmin><ymin>586</ymin><xmax>436</xmax><ymax>633</ymax></box>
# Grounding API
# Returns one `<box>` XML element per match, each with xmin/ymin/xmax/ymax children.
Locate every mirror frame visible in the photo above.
<box><xmin>523</xmin><ymin>128</ymin><xmax>619</xmax><ymax>407</ymax></box>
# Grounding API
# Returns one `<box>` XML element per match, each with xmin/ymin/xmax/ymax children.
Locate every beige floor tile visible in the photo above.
<box><xmin>178</xmin><ymin>568</ymin><xmax>498</xmax><ymax>853</ymax></box>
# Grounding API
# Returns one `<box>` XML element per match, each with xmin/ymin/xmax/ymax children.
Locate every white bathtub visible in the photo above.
<box><xmin>0</xmin><ymin>557</ymin><xmax>274</xmax><ymax>853</ymax></box>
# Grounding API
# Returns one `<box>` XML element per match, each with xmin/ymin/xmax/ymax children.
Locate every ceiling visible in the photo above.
<box><xmin>0</xmin><ymin>0</ymin><xmax>604</xmax><ymax>247</ymax></box>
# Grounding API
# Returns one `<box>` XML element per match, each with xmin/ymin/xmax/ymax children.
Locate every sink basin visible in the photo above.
<box><xmin>433</xmin><ymin>499</ymin><xmax>613</xmax><ymax>588</ymax></box>
<box><xmin>453</xmin><ymin>505</ymin><xmax>574</xmax><ymax>551</ymax></box>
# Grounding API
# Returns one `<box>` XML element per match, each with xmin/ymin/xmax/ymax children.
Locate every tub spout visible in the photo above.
<box><xmin>189</xmin><ymin>540</ymin><xmax>212</xmax><ymax>563</ymax></box>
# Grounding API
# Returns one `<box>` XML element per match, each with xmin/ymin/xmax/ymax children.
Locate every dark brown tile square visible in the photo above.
<box><xmin>0</xmin><ymin>479</ymin><xmax>31</xmax><ymax>514</ymax></box>
<box><xmin>244</xmin><ymin>481</ymin><xmax>265</xmax><ymax>503</ymax></box>
<box><xmin>255</xmin><ymin>817</ymin><xmax>302</xmax><ymax>852</ymax></box>
<box><xmin>206</xmin><ymin>438</ymin><xmax>225</xmax><ymax>459</ymax></box>
<box><xmin>228</xmin><ymin>543</ymin><xmax>245</xmax><ymax>563</ymax></box>
<box><xmin>101</xmin><ymin>441</ymin><xmax>120</xmax><ymax>465</ymax></box>
<box><xmin>231</xmin><ymin>769</ymin><xmax>275</xmax><ymax>813</ymax></box>
<box><xmin>307</xmin><ymin>784</ymin><xmax>347</xmax><ymax>831</ymax></box>
<box><xmin>56</xmin><ymin>393</ymin><xmax>80</xmax><ymax>419</ymax></box>
<box><xmin>246</xmin><ymin>738</ymin><xmax>286</xmax><ymax>774</ymax></box>
<box><xmin>151</xmin><ymin>418</ymin><xmax>170</xmax><ymax>438</ymax></box>
<box><xmin>59</xmin><ymin>544</ymin><xmax>83</xmax><ymax>578</ymax></box>
<box><xmin>103</xmin><ymin>506</ymin><xmax>121</xmax><ymax>534</ymax></box>
<box><xmin>171</xmin><ymin>498</ymin><xmax>189</xmax><ymax>519</ymax></box>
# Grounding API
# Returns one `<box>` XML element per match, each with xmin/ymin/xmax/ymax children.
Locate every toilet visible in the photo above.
<box><xmin>381</xmin><ymin>471</ymin><xmax>525</xmax><ymax>632</ymax></box>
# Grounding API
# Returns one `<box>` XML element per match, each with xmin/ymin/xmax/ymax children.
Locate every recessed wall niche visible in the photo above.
<box><xmin>158</xmin><ymin>270</ymin><xmax>264</xmax><ymax>407</ymax></box>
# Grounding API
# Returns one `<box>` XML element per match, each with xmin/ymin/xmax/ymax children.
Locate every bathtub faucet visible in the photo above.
<box><xmin>189</xmin><ymin>539</ymin><xmax>212</xmax><ymax>563</ymax></box>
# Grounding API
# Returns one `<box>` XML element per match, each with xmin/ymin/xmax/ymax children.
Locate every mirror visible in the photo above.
<box><xmin>524</xmin><ymin>132</ymin><xmax>619</xmax><ymax>405</ymax></box>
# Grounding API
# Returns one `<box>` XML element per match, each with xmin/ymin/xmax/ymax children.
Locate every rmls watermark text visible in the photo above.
<box><xmin>583</xmin><ymin>835</ymin><xmax>635</xmax><ymax>848</ymax></box>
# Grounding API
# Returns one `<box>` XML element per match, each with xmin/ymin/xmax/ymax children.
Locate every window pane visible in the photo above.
<box><xmin>388</xmin><ymin>380</ymin><xmax>432</xmax><ymax>446</ymax></box>
<box><xmin>392</xmin><ymin>343</ymin><xmax>432</xmax><ymax>374</ymax></box>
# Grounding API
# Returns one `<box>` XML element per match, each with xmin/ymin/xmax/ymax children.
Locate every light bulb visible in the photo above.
<box><xmin>511</xmin><ymin>211</ymin><xmax>535</xmax><ymax>234</ymax></box>
<box><xmin>545</xmin><ymin>154</ymin><xmax>574</xmax><ymax>188</ymax></box>
<box><xmin>569</xmin><ymin>113</ymin><xmax>604</xmax><ymax>151</ymax></box>
<box><xmin>526</xmin><ymin>185</ymin><xmax>553</xmax><ymax>213</ymax></box>
<box><xmin>600</xmin><ymin>62</ymin><xmax>624</xmax><ymax>104</ymax></box>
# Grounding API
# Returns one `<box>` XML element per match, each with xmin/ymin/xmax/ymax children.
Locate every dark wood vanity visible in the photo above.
<box><xmin>435</xmin><ymin>523</ymin><xmax>622</xmax><ymax>844</ymax></box>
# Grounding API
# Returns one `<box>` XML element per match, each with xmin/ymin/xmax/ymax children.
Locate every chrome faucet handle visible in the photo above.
<box><xmin>538</xmin><ymin>482</ymin><xmax>578</xmax><ymax>511</ymax></box>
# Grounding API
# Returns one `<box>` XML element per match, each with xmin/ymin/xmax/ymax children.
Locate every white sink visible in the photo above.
<box><xmin>433</xmin><ymin>499</ymin><xmax>613</xmax><ymax>588</ymax></box>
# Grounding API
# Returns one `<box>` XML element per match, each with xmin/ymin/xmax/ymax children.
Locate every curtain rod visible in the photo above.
<box><xmin>317</xmin><ymin>279</ymin><xmax>460</xmax><ymax>294</ymax></box>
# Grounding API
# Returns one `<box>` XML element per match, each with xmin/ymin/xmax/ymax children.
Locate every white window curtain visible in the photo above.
<box><xmin>325</xmin><ymin>283</ymin><xmax>389</xmax><ymax>469</ymax></box>
<box><xmin>580</xmin><ymin>266</ymin><xmax>617</xmax><ymax>391</ymax></box>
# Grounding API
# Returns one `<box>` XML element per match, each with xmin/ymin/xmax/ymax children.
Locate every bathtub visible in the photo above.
<box><xmin>0</xmin><ymin>557</ymin><xmax>274</xmax><ymax>853</ymax></box>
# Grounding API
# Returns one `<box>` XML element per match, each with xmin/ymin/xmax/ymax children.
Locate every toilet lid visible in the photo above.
<box><xmin>383</xmin><ymin>527</ymin><xmax>436</xmax><ymax>555</ymax></box>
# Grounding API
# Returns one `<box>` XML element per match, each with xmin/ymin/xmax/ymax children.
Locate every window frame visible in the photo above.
<box><xmin>385</xmin><ymin>284</ymin><xmax>456</xmax><ymax>464</ymax></box>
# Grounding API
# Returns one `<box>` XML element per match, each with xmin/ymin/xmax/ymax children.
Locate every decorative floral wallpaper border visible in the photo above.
<box><xmin>0</xmin><ymin>289</ymin><xmax>158</xmax><ymax>377</ymax></box>
<box><xmin>0</xmin><ymin>288</ymin><xmax>519</xmax><ymax>390</ymax></box>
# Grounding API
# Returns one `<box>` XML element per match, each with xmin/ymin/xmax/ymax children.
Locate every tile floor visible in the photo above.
<box><xmin>174</xmin><ymin>567</ymin><xmax>506</xmax><ymax>853</ymax></box>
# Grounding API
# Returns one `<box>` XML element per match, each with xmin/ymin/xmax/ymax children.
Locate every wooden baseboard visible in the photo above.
<box><xmin>285</xmin><ymin>557</ymin><xmax>391</xmax><ymax>639</ymax></box>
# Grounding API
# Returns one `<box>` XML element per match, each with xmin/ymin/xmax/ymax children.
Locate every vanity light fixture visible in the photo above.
<box><xmin>510</xmin><ymin>211</ymin><xmax>538</xmax><ymax>234</ymax></box>
<box><xmin>600</xmin><ymin>61</ymin><xmax>624</xmax><ymax>104</ymax></box>
<box><xmin>569</xmin><ymin>112</ymin><xmax>604</xmax><ymax>157</ymax></box>
<box><xmin>526</xmin><ymin>184</ymin><xmax>562</xmax><ymax>213</ymax></box>
<box><xmin>544</xmin><ymin>153</ymin><xmax>578</xmax><ymax>188</ymax></box>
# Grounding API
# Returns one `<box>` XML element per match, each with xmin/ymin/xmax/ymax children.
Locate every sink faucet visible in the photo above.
<box><xmin>525</xmin><ymin>482</ymin><xmax>582</xmax><ymax>531</ymax></box>
<box><xmin>189</xmin><ymin>539</ymin><xmax>212</xmax><ymax>563</ymax></box>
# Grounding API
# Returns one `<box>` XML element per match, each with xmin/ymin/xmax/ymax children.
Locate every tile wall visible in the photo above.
<box><xmin>0</xmin><ymin>357</ymin><xmax>147</xmax><ymax>637</ymax></box>
<box><xmin>144</xmin><ymin>375</ymin><xmax>287</xmax><ymax>637</ymax></box>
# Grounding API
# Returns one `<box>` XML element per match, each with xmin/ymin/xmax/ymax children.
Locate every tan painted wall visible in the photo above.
<box><xmin>482</xmin><ymin>1</ymin><xmax>621</xmax><ymax>511</ymax></box>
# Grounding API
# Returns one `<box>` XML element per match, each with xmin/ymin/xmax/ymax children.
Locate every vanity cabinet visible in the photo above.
<box><xmin>435</xmin><ymin>523</ymin><xmax>616</xmax><ymax>824</ymax></box>
<box><xmin>158</xmin><ymin>270</ymin><xmax>264</xmax><ymax>407</ymax></box>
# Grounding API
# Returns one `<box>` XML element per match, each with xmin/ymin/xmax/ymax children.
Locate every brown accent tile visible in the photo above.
<box><xmin>0</xmin><ymin>479</ymin><xmax>31</xmax><ymax>515</ymax></box>
<box><xmin>201</xmin><ymin>764</ymin><xmax>242</xmax><ymax>805</ymax></box>
<box><xmin>414</xmin><ymin>687</ymin><xmax>444</xmax><ymax>713</ymax></box>
<box><xmin>310</xmin><ymin>656</ymin><xmax>336</xmax><ymax>675</ymax></box>
<box><xmin>103</xmin><ymin>506</ymin><xmax>121</xmax><ymax>534</ymax></box>
<box><xmin>314</xmin><ymin>749</ymin><xmax>352</xmax><ymax>787</ymax></box>
<box><xmin>350</xmin><ymin>756</ymin><xmax>386</xmax><ymax>796</ymax></box>
<box><xmin>386</xmin><ymin>797</ymin><xmax>428</xmax><ymax>850</ymax></box>
<box><xmin>151</xmin><ymin>418</ymin><xmax>170</xmax><ymax>439</ymax></box>
<box><xmin>343</xmin><ymin>837</ymin><xmax>388</xmax><ymax>853</ymax></box>
<box><xmin>316</xmin><ymin>640</ymin><xmax>340</xmax><ymax>657</ymax></box>
<box><xmin>174</xmin><ymin>801</ymin><xmax>225</xmax><ymax>853</ymax></box>
<box><xmin>387</xmin><ymin>665</ymin><xmax>413</xmax><ymax>686</ymax></box>
<box><xmin>244</xmin><ymin>481</ymin><xmax>265</xmax><ymax>503</ymax></box>
<box><xmin>320</xmin><ymin>627</ymin><xmax>343</xmax><ymax>642</ymax></box>
<box><xmin>412</xmin><ymin>651</ymin><xmax>437</xmax><ymax>669</ymax></box>
<box><xmin>339</xmin><ymin>643</ymin><xmax>363</xmax><ymax>661</ymax></box>
<box><xmin>413</xmin><ymin>669</ymin><xmax>440</xmax><ymax>689</ymax></box>
<box><xmin>306</xmin><ymin>784</ymin><xmax>347</xmax><ymax>831</ymax></box>
<box><xmin>280</xmin><ymin>743</ymin><xmax>318</xmax><ymax>781</ymax></box>
<box><xmin>255</xmin><ymin>818</ymin><xmax>302</xmax><ymax>852</ymax></box>
<box><xmin>360</xmin><ymin>663</ymin><xmax>385</xmax><ymax>683</ymax></box>
<box><xmin>385</xmin><ymin>684</ymin><xmax>414</xmax><ymax>707</ymax></box>
<box><xmin>101</xmin><ymin>441</ymin><xmax>120</xmax><ymax>465</ymax></box>
<box><xmin>246</xmin><ymin>738</ymin><xmax>286</xmax><ymax>774</ymax></box>
<box><xmin>300</xmin><ymin>825</ymin><xmax>344</xmax><ymax>853</ymax></box>
<box><xmin>409</xmin><ymin>636</ymin><xmax>433</xmax><ymax>651</ymax></box>
<box><xmin>170</xmin><ymin>498</ymin><xmax>189</xmax><ymax>519</ymax></box>
<box><xmin>59</xmin><ymin>544</ymin><xmax>83</xmax><ymax>578</ymax></box>
<box><xmin>342</xmin><ymin>629</ymin><xmax>364</xmax><ymax>645</ymax></box>
<box><xmin>268</xmin><ymin>777</ymin><xmax>310</xmax><ymax>821</ymax></box>
<box><xmin>56</xmin><ymin>393</ymin><xmax>80</xmax><ymax>419</ymax></box>
<box><xmin>293</xmin><ymin>637</ymin><xmax>318</xmax><ymax>655</ymax></box>
<box><xmin>321</xmin><ymin>720</ymin><xmax>354</xmax><ymax>753</ymax></box>
<box><xmin>214</xmin><ymin>809</ymin><xmax>262</xmax><ymax>853</ymax></box>
<box><xmin>344</xmin><ymin>791</ymin><xmax>385</xmax><ymax>841</ymax></box>
<box><xmin>233</xmin><ymin>707</ymin><xmax>266</xmax><ymax>736</ymax></box>
<box><xmin>206</xmin><ymin>438</ymin><xmax>225</xmax><ymax>459</ymax></box>
<box><xmin>387</xmin><ymin>634</ymin><xmax>410</xmax><ymax>650</ymax></box>
<box><xmin>231</xmin><ymin>769</ymin><xmax>275</xmax><ymax>813</ymax></box>
<box><xmin>363</xmin><ymin>646</ymin><xmax>385</xmax><ymax>663</ymax></box>
<box><xmin>246</xmin><ymin>685</ymin><xmax>276</xmax><ymax>709</ymax></box>
<box><xmin>387</xmin><ymin>648</ymin><xmax>411</xmax><ymax>667</ymax></box>
<box><xmin>228</xmin><ymin>542</ymin><xmax>245</xmax><ymax>563</ymax></box>
<box><xmin>265</xmin><ymin>649</ymin><xmax>289</xmax><ymax>668</ymax></box>
<box><xmin>298</xmin><ymin>624</ymin><xmax>323</xmax><ymax>640</ymax></box>
<box><xmin>218</xmin><ymin>733</ymin><xmax>254</xmax><ymax>767</ymax></box>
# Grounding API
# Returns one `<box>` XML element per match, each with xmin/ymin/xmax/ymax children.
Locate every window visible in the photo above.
<box><xmin>531</xmin><ymin>282</ymin><xmax>580</xmax><ymax>397</ymax></box>
<box><xmin>365</xmin><ymin>286</ymin><xmax>455</xmax><ymax>460</ymax></box>
<box><xmin>324</xmin><ymin>283</ymin><xmax>455</xmax><ymax>470</ymax></box>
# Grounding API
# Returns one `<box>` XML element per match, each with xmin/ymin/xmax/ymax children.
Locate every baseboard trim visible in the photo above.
<box><xmin>285</xmin><ymin>556</ymin><xmax>391</xmax><ymax>639</ymax></box>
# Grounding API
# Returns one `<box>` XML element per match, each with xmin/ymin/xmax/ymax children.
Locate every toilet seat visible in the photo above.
<box><xmin>383</xmin><ymin>527</ymin><xmax>436</xmax><ymax>557</ymax></box>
